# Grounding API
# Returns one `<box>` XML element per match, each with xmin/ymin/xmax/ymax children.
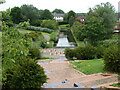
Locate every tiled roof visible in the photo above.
<box><xmin>52</xmin><ymin>13</ymin><xmax>65</xmax><ymax>17</ymax></box>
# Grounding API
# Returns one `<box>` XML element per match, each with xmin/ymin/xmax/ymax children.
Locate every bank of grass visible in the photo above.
<box><xmin>41</xmin><ymin>32</ymin><xmax>51</xmax><ymax>37</ymax></box>
<box><xmin>70</xmin><ymin>29</ymin><xmax>85</xmax><ymax>47</ymax></box>
<box><xmin>70</xmin><ymin>59</ymin><xmax>105</xmax><ymax>75</ymax></box>
<box><xmin>111</xmin><ymin>83</ymin><xmax>120</xmax><ymax>87</ymax></box>
<box><xmin>58</xmin><ymin>24</ymin><xmax>69</xmax><ymax>29</ymax></box>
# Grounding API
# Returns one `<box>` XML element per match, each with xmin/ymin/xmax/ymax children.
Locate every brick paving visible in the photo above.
<box><xmin>39</xmin><ymin>48</ymin><xmax>119</xmax><ymax>88</ymax></box>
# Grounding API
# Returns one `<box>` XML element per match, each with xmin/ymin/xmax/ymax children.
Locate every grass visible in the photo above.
<box><xmin>111</xmin><ymin>83</ymin><xmax>120</xmax><ymax>87</ymax></box>
<box><xmin>40</xmin><ymin>57</ymin><xmax>56</xmax><ymax>59</ymax></box>
<box><xmin>70</xmin><ymin>59</ymin><xmax>105</xmax><ymax>75</ymax></box>
<box><xmin>70</xmin><ymin>29</ymin><xmax>85</xmax><ymax>47</ymax></box>
<box><xmin>47</xmin><ymin>41</ymin><xmax>54</xmax><ymax>48</ymax></box>
<box><xmin>41</xmin><ymin>32</ymin><xmax>51</xmax><ymax>37</ymax></box>
<box><xmin>58</xmin><ymin>24</ymin><xmax>69</xmax><ymax>29</ymax></box>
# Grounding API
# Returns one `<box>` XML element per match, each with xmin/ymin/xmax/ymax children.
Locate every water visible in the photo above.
<box><xmin>56</xmin><ymin>29</ymin><xmax>77</xmax><ymax>47</ymax></box>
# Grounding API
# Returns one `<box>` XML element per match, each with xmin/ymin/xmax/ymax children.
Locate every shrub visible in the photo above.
<box><xmin>74</xmin><ymin>45</ymin><xmax>96</xmax><ymax>60</ymax></box>
<box><xmin>65</xmin><ymin>48</ymin><xmax>74</xmax><ymax>60</ymax></box>
<box><xmin>28</xmin><ymin>46</ymin><xmax>41</xmax><ymax>59</ymax></box>
<box><xmin>103</xmin><ymin>45</ymin><xmax>120</xmax><ymax>72</ymax></box>
<box><xmin>50</xmin><ymin>31</ymin><xmax>59</xmax><ymax>42</ymax></box>
<box><xmin>3</xmin><ymin>56</ymin><xmax>47</xmax><ymax>89</ymax></box>
<box><xmin>40</xmin><ymin>41</ymin><xmax>47</xmax><ymax>48</ymax></box>
<box><xmin>27</xmin><ymin>26</ymin><xmax>54</xmax><ymax>33</ymax></box>
<box><xmin>24</xmin><ymin>31</ymin><xmax>39</xmax><ymax>41</ymax></box>
<box><xmin>97</xmin><ymin>39</ymin><xmax>118</xmax><ymax>48</ymax></box>
<box><xmin>96</xmin><ymin>46</ymin><xmax>105</xmax><ymax>59</ymax></box>
<box><xmin>41</xmin><ymin>20</ymin><xmax>57</xmax><ymax>30</ymax></box>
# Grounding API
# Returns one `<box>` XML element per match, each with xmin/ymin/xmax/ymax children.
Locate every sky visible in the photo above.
<box><xmin>0</xmin><ymin>0</ymin><xmax>119</xmax><ymax>13</ymax></box>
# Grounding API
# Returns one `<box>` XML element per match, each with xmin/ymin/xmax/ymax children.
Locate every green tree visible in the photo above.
<box><xmin>86</xmin><ymin>2</ymin><xmax>117</xmax><ymax>39</ymax></box>
<box><xmin>2</xmin><ymin>8</ymin><xmax>13</xmax><ymax>27</ymax></box>
<box><xmin>85</xmin><ymin>16</ymin><xmax>107</xmax><ymax>46</ymax></box>
<box><xmin>71</xmin><ymin>21</ymin><xmax>86</xmax><ymax>41</ymax></box>
<box><xmin>64</xmin><ymin>10</ymin><xmax>76</xmax><ymax>24</ymax></box>
<box><xmin>10</xmin><ymin>7</ymin><xmax>22</xmax><ymax>24</ymax></box>
<box><xmin>40</xmin><ymin>9</ymin><xmax>53</xmax><ymax>20</ymax></box>
<box><xmin>21</xmin><ymin>4</ymin><xmax>41</xmax><ymax>25</ymax></box>
<box><xmin>52</xmin><ymin>9</ymin><xmax>65</xmax><ymax>14</ymax></box>
<box><xmin>0</xmin><ymin>0</ymin><xmax>5</xmax><ymax>4</ymax></box>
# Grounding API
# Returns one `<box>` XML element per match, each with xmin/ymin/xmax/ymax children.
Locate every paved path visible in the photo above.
<box><xmin>42</xmin><ymin>34</ymin><xmax>50</xmax><ymax>41</ymax></box>
<box><xmin>38</xmin><ymin>48</ymin><xmax>119</xmax><ymax>88</ymax></box>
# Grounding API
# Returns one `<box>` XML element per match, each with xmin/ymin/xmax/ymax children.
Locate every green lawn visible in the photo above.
<box><xmin>70</xmin><ymin>59</ymin><xmax>105</xmax><ymax>75</ymax></box>
<box><xmin>58</xmin><ymin>24</ymin><xmax>69</xmax><ymax>29</ymax></box>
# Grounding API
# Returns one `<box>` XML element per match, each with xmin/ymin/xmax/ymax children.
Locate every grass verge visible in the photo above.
<box><xmin>70</xmin><ymin>29</ymin><xmax>85</xmax><ymax>47</ymax></box>
<box><xmin>70</xmin><ymin>59</ymin><xmax>105</xmax><ymax>75</ymax></box>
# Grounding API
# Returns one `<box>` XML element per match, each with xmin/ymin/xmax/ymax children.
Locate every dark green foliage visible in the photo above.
<box><xmin>40</xmin><ymin>41</ymin><xmax>47</xmax><ymax>48</ymax></box>
<box><xmin>10</xmin><ymin>7</ymin><xmax>22</xmax><ymax>24</ymax></box>
<box><xmin>3</xmin><ymin>56</ymin><xmax>47</xmax><ymax>89</ymax></box>
<box><xmin>52</xmin><ymin>9</ymin><xmax>65</xmax><ymax>14</ymax></box>
<box><xmin>2</xmin><ymin>23</ymin><xmax>47</xmax><ymax>88</ymax></box>
<box><xmin>85</xmin><ymin>16</ymin><xmax>107</xmax><ymax>46</ymax></box>
<box><xmin>96</xmin><ymin>46</ymin><xmax>105</xmax><ymax>59</ymax></box>
<box><xmin>74</xmin><ymin>45</ymin><xmax>96</xmax><ymax>60</ymax></box>
<box><xmin>65</xmin><ymin>48</ymin><xmax>74</xmax><ymax>60</ymax></box>
<box><xmin>97</xmin><ymin>39</ymin><xmax>118</xmax><ymax>48</ymax></box>
<box><xmin>20</xmin><ymin>4</ymin><xmax>41</xmax><ymax>26</ymax></box>
<box><xmin>28</xmin><ymin>46</ymin><xmax>41</xmax><ymax>59</ymax></box>
<box><xmin>40</xmin><ymin>9</ymin><xmax>53</xmax><ymax>20</ymax></box>
<box><xmin>103</xmin><ymin>45</ymin><xmax>120</xmax><ymax>72</ymax></box>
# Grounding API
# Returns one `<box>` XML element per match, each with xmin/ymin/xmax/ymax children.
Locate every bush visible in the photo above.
<box><xmin>50</xmin><ymin>31</ymin><xmax>59</xmax><ymax>42</ymax></box>
<box><xmin>97</xmin><ymin>39</ymin><xmax>118</xmax><ymax>48</ymax></box>
<box><xmin>96</xmin><ymin>46</ymin><xmax>105</xmax><ymax>59</ymax></box>
<box><xmin>28</xmin><ymin>46</ymin><xmax>41</xmax><ymax>59</ymax></box>
<box><xmin>74</xmin><ymin>45</ymin><xmax>96</xmax><ymax>60</ymax></box>
<box><xmin>65</xmin><ymin>48</ymin><xmax>74</xmax><ymax>60</ymax></box>
<box><xmin>24</xmin><ymin>31</ymin><xmax>39</xmax><ymax>41</ymax></box>
<box><xmin>3</xmin><ymin>56</ymin><xmax>47</xmax><ymax>89</ymax></box>
<box><xmin>40</xmin><ymin>41</ymin><xmax>47</xmax><ymax>48</ymax></box>
<box><xmin>41</xmin><ymin>20</ymin><xmax>57</xmax><ymax>30</ymax></box>
<box><xmin>103</xmin><ymin>45</ymin><xmax>120</xmax><ymax>72</ymax></box>
<box><xmin>27</xmin><ymin>26</ymin><xmax>54</xmax><ymax>33</ymax></box>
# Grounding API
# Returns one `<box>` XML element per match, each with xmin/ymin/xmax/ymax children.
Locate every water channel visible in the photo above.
<box><xmin>56</xmin><ymin>29</ymin><xmax>77</xmax><ymax>48</ymax></box>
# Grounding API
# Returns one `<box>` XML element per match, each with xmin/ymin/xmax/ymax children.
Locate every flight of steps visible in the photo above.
<box><xmin>43</xmin><ymin>73</ymin><xmax>118</xmax><ymax>88</ymax></box>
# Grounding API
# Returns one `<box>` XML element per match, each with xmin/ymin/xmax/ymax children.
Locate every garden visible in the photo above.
<box><xmin>0</xmin><ymin>1</ymin><xmax>120</xmax><ymax>89</ymax></box>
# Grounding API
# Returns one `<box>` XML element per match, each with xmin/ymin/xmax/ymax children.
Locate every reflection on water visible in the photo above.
<box><xmin>56</xmin><ymin>32</ymin><xmax>75</xmax><ymax>47</ymax></box>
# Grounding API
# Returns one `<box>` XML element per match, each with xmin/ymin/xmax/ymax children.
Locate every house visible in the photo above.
<box><xmin>76</xmin><ymin>16</ymin><xmax>85</xmax><ymax>24</ymax></box>
<box><xmin>52</xmin><ymin>13</ymin><xmax>65</xmax><ymax>22</ymax></box>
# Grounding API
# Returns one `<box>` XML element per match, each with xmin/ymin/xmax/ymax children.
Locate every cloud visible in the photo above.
<box><xmin>0</xmin><ymin>0</ymin><xmax>119</xmax><ymax>13</ymax></box>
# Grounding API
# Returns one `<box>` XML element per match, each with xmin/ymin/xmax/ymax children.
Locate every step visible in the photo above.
<box><xmin>55</xmin><ymin>73</ymin><xmax>118</xmax><ymax>88</ymax></box>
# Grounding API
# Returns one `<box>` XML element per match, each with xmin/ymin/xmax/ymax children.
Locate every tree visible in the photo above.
<box><xmin>71</xmin><ymin>21</ymin><xmax>86</xmax><ymax>41</ymax></box>
<box><xmin>52</xmin><ymin>9</ymin><xmax>65</xmax><ymax>14</ymax></box>
<box><xmin>21</xmin><ymin>4</ymin><xmax>41</xmax><ymax>25</ymax></box>
<box><xmin>0</xmin><ymin>0</ymin><xmax>5</xmax><ymax>4</ymax></box>
<box><xmin>2</xmin><ymin>8</ymin><xmax>13</xmax><ymax>27</ymax></box>
<box><xmin>86</xmin><ymin>2</ymin><xmax>117</xmax><ymax>39</ymax></box>
<box><xmin>94</xmin><ymin>2</ymin><xmax>117</xmax><ymax>36</ymax></box>
<box><xmin>10</xmin><ymin>7</ymin><xmax>22</xmax><ymax>24</ymax></box>
<box><xmin>64</xmin><ymin>10</ymin><xmax>76</xmax><ymax>24</ymax></box>
<box><xmin>85</xmin><ymin>16</ymin><xmax>107</xmax><ymax>46</ymax></box>
<box><xmin>40</xmin><ymin>9</ymin><xmax>53</xmax><ymax>20</ymax></box>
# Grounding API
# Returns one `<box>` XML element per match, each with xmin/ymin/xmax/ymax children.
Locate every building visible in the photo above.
<box><xmin>76</xmin><ymin>16</ymin><xmax>85</xmax><ymax>24</ymax></box>
<box><xmin>52</xmin><ymin>13</ymin><xmax>65</xmax><ymax>22</ymax></box>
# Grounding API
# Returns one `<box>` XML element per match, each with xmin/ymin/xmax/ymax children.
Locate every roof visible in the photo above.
<box><xmin>76</xmin><ymin>16</ymin><xmax>85</xmax><ymax>20</ymax></box>
<box><xmin>52</xmin><ymin>13</ymin><xmax>65</xmax><ymax>17</ymax></box>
